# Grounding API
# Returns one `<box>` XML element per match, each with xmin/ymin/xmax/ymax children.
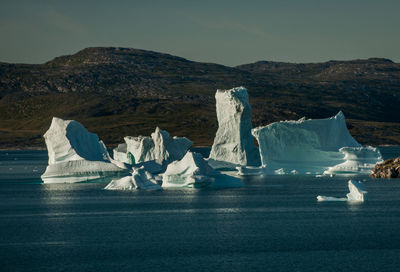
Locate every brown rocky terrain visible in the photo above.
<box><xmin>370</xmin><ymin>157</ymin><xmax>400</xmax><ymax>178</ymax></box>
<box><xmin>1</xmin><ymin>47</ymin><xmax>400</xmax><ymax>148</ymax></box>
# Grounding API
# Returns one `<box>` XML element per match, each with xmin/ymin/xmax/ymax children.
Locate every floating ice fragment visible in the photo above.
<box><xmin>317</xmin><ymin>180</ymin><xmax>367</xmax><ymax>202</ymax></box>
<box><xmin>105</xmin><ymin>166</ymin><xmax>161</xmax><ymax>190</ymax></box>
<box><xmin>162</xmin><ymin>152</ymin><xmax>214</xmax><ymax>188</ymax></box>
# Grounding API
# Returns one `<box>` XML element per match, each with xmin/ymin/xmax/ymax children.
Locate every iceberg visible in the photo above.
<box><xmin>317</xmin><ymin>180</ymin><xmax>367</xmax><ymax>202</ymax></box>
<box><xmin>346</xmin><ymin>180</ymin><xmax>367</xmax><ymax>201</ymax></box>
<box><xmin>209</xmin><ymin>87</ymin><xmax>260</xmax><ymax>168</ymax></box>
<box><xmin>41</xmin><ymin>117</ymin><xmax>128</xmax><ymax>183</ymax></box>
<box><xmin>250</xmin><ymin>112</ymin><xmax>382</xmax><ymax>175</ymax></box>
<box><xmin>324</xmin><ymin>146</ymin><xmax>382</xmax><ymax>175</ymax></box>
<box><xmin>122</xmin><ymin>127</ymin><xmax>192</xmax><ymax>168</ymax></box>
<box><xmin>105</xmin><ymin>167</ymin><xmax>161</xmax><ymax>190</ymax></box>
<box><xmin>162</xmin><ymin>152</ymin><xmax>215</xmax><ymax>188</ymax></box>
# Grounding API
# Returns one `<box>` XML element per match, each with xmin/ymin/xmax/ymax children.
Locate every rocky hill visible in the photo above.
<box><xmin>1</xmin><ymin>47</ymin><xmax>399</xmax><ymax>148</ymax></box>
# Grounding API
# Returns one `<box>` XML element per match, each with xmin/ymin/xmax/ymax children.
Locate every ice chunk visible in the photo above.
<box><xmin>124</xmin><ymin>127</ymin><xmax>192</xmax><ymax>167</ymax></box>
<box><xmin>41</xmin><ymin>117</ymin><xmax>128</xmax><ymax>183</ymax></box>
<box><xmin>324</xmin><ymin>146</ymin><xmax>382</xmax><ymax>175</ymax></box>
<box><xmin>209</xmin><ymin>87</ymin><xmax>260</xmax><ymax>168</ymax></box>
<box><xmin>105</xmin><ymin>167</ymin><xmax>161</xmax><ymax>190</ymax></box>
<box><xmin>317</xmin><ymin>180</ymin><xmax>367</xmax><ymax>202</ymax></box>
<box><xmin>346</xmin><ymin>180</ymin><xmax>367</xmax><ymax>202</ymax></box>
<box><xmin>316</xmin><ymin>196</ymin><xmax>347</xmax><ymax>202</ymax></box>
<box><xmin>236</xmin><ymin>165</ymin><xmax>267</xmax><ymax>176</ymax></box>
<box><xmin>162</xmin><ymin>152</ymin><xmax>215</xmax><ymax>188</ymax></box>
<box><xmin>124</xmin><ymin>135</ymin><xmax>155</xmax><ymax>164</ymax></box>
<box><xmin>113</xmin><ymin>143</ymin><xmax>133</xmax><ymax>164</ymax></box>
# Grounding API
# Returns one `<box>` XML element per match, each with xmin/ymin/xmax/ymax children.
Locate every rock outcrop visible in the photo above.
<box><xmin>370</xmin><ymin>157</ymin><xmax>400</xmax><ymax>178</ymax></box>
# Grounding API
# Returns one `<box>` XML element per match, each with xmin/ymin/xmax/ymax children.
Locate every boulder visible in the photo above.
<box><xmin>370</xmin><ymin>157</ymin><xmax>400</xmax><ymax>178</ymax></box>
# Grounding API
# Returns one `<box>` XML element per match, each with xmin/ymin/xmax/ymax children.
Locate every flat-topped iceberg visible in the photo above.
<box><xmin>105</xmin><ymin>167</ymin><xmax>161</xmax><ymax>190</ymax></box>
<box><xmin>162</xmin><ymin>152</ymin><xmax>215</xmax><ymax>188</ymax></box>
<box><xmin>122</xmin><ymin>127</ymin><xmax>192</xmax><ymax>168</ymax></box>
<box><xmin>252</xmin><ymin>111</ymin><xmax>359</xmax><ymax>163</ymax></box>
<box><xmin>250</xmin><ymin>112</ymin><xmax>382</xmax><ymax>175</ymax></box>
<box><xmin>41</xmin><ymin>117</ymin><xmax>128</xmax><ymax>183</ymax></box>
<box><xmin>317</xmin><ymin>180</ymin><xmax>367</xmax><ymax>202</ymax></box>
<box><xmin>209</xmin><ymin>87</ymin><xmax>260</xmax><ymax>168</ymax></box>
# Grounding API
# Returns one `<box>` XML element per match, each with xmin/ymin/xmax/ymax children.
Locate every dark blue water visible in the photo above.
<box><xmin>1</xmin><ymin>147</ymin><xmax>400</xmax><ymax>271</ymax></box>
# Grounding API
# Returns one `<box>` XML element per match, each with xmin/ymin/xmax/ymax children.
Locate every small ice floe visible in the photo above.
<box><xmin>105</xmin><ymin>166</ymin><xmax>161</xmax><ymax>191</ymax></box>
<box><xmin>317</xmin><ymin>180</ymin><xmax>367</xmax><ymax>202</ymax></box>
<box><xmin>274</xmin><ymin>168</ymin><xmax>287</xmax><ymax>175</ymax></box>
<box><xmin>236</xmin><ymin>165</ymin><xmax>267</xmax><ymax>176</ymax></box>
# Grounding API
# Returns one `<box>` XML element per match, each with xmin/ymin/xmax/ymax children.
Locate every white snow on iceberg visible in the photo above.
<box><xmin>250</xmin><ymin>112</ymin><xmax>382</xmax><ymax>175</ymax></box>
<box><xmin>162</xmin><ymin>152</ymin><xmax>215</xmax><ymax>188</ymax></box>
<box><xmin>41</xmin><ymin>117</ymin><xmax>128</xmax><ymax>183</ymax></box>
<box><xmin>105</xmin><ymin>167</ymin><xmax>161</xmax><ymax>190</ymax></box>
<box><xmin>317</xmin><ymin>180</ymin><xmax>367</xmax><ymax>202</ymax></box>
<box><xmin>209</xmin><ymin>87</ymin><xmax>260</xmax><ymax>168</ymax></box>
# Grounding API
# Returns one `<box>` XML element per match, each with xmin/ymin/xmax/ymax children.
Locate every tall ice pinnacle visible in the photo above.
<box><xmin>209</xmin><ymin>87</ymin><xmax>260</xmax><ymax>166</ymax></box>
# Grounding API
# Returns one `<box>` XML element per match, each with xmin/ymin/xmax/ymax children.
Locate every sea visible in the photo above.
<box><xmin>1</xmin><ymin>146</ymin><xmax>400</xmax><ymax>272</ymax></box>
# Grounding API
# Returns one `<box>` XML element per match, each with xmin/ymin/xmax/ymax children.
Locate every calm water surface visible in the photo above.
<box><xmin>1</xmin><ymin>147</ymin><xmax>400</xmax><ymax>271</ymax></box>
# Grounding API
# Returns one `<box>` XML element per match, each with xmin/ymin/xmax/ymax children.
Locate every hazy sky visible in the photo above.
<box><xmin>1</xmin><ymin>0</ymin><xmax>399</xmax><ymax>66</ymax></box>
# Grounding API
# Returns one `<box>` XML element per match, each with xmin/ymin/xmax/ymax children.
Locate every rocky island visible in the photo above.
<box><xmin>370</xmin><ymin>157</ymin><xmax>400</xmax><ymax>178</ymax></box>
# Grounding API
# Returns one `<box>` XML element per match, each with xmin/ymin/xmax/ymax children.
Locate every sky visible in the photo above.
<box><xmin>1</xmin><ymin>0</ymin><xmax>399</xmax><ymax>66</ymax></box>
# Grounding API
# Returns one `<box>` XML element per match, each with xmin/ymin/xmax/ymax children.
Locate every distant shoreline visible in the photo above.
<box><xmin>0</xmin><ymin>144</ymin><xmax>399</xmax><ymax>152</ymax></box>
<box><xmin>0</xmin><ymin>145</ymin><xmax>214</xmax><ymax>151</ymax></box>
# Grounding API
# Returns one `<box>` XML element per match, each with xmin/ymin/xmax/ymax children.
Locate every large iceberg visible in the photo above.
<box><xmin>209</xmin><ymin>87</ymin><xmax>260</xmax><ymax>168</ymax></box>
<box><xmin>162</xmin><ymin>152</ymin><xmax>215</xmax><ymax>188</ymax></box>
<box><xmin>41</xmin><ymin>117</ymin><xmax>128</xmax><ymax>183</ymax></box>
<box><xmin>105</xmin><ymin>167</ymin><xmax>161</xmax><ymax>190</ymax></box>
<box><xmin>317</xmin><ymin>180</ymin><xmax>367</xmax><ymax>202</ymax></box>
<box><xmin>250</xmin><ymin>112</ymin><xmax>382</xmax><ymax>175</ymax></box>
<box><xmin>122</xmin><ymin>127</ymin><xmax>192</xmax><ymax>168</ymax></box>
